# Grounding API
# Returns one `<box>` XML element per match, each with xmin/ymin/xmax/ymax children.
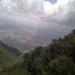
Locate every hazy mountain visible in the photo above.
<box><xmin>0</xmin><ymin>20</ymin><xmax>71</xmax><ymax>51</ymax></box>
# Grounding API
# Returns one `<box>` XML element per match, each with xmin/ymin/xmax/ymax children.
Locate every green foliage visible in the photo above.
<box><xmin>1</xmin><ymin>29</ymin><xmax>75</xmax><ymax>75</ymax></box>
<box><xmin>0</xmin><ymin>41</ymin><xmax>22</xmax><ymax>71</ymax></box>
<box><xmin>49</xmin><ymin>56</ymin><xmax>75</xmax><ymax>75</ymax></box>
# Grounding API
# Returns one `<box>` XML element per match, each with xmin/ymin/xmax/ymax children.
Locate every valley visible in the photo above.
<box><xmin>0</xmin><ymin>22</ymin><xmax>69</xmax><ymax>51</ymax></box>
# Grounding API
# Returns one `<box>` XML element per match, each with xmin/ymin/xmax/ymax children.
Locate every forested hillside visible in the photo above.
<box><xmin>0</xmin><ymin>29</ymin><xmax>75</xmax><ymax>75</ymax></box>
<box><xmin>0</xmin><ymin>41</ymin><xmax>22</xmax><ymax>71</ymax></box>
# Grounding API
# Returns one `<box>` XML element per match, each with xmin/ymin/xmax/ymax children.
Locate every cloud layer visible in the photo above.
<box><xmin>0</xmin><ymin>0</ymin><xmax>75</xmax><ymax>26</ymax></box>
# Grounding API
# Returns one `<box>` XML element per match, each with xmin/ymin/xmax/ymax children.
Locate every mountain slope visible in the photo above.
<box><xmin>0</xmin><ymin>29</ymin><xmax>75</xmax><ymax>75</ymax></box>
<box><xmin>0</xmin><ymin>41</ymin><xmax>22</xmax><ymax>71</ymax></box>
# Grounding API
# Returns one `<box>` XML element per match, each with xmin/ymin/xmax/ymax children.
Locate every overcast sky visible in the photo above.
<box><xmin>0</xmin><ymin>0</ymin><xmax>75</xmax><ymax>29</ymax></box>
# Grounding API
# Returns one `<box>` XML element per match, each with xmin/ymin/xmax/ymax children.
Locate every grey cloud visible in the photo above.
<box><xmin>41</xmin><ymin>0</ymin><xmax>75</xmax><ymax>26</ymax></box>
<box><xmin>11</xmin><ymin>0</ymin><xmax>44</xmax><ymax>15</ymax></box>
<box><xmin>0</xmin><ymin>0</ymin><xmax>75</xmax><ymax>27</ymax></box>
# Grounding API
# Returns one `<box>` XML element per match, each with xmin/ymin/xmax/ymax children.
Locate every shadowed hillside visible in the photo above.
<box><xmin>0</xmin><ymin>41</ymin><xmax>22</xmax><ymax>71</ymax></box>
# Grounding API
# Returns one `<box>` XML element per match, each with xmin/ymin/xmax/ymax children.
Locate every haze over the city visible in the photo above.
<box><xmin>0</xmin><ymin>0</ymin><xmax>75</xmax><ymax>51</ymax></box>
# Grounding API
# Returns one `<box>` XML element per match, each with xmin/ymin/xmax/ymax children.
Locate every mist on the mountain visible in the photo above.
<box><xmin>0</xmin><ymin>19</ymin><xmax>73</xmax><ymax>51</ymax></box>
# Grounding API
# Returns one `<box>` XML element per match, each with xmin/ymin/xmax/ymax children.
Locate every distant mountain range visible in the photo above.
<box><xmin>0</xmin><ymin>21</ymin><xmax>70</xmax><ymax>51</ymax></box>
